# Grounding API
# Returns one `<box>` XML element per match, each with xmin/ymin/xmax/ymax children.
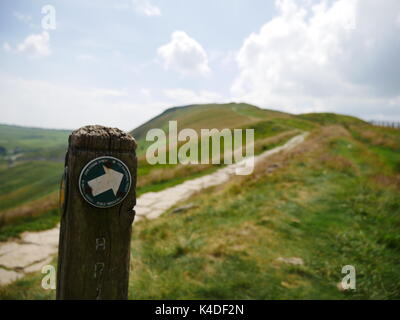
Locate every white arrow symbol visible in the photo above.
<box><xmin>87</xmin><ymin>166</ymin><xmax>124</xmax><ymax>197</ymax></box>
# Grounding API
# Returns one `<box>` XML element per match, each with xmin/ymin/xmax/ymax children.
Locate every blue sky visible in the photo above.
<box><xmin>1</xmin><ymin>0</ymin><xmax>399</xmax><ymax>130</ymax></box>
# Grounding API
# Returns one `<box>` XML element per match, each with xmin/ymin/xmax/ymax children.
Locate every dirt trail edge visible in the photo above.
<box><xmin>0</xmin><ymin>132</ymin><xmax>308</xmax><ymax>286</ymax></box>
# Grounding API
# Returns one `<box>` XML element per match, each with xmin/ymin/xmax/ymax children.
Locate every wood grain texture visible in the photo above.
<box><xmin>56</xmin><ymin>125</ymin><xmax>137</xmax><ymax>300</ymax></box>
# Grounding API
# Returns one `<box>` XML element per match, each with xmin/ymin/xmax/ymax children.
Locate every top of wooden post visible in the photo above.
<box><xmin>69</xmin><ymin>125</ymin><xmax>136</xmax><ymax>152</ymax></box>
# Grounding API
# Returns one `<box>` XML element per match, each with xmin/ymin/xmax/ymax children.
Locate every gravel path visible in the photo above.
<box><xmin>0</xmin><ymin>132</ymin><xmax>308</xmax><ymax>286</ymax></box>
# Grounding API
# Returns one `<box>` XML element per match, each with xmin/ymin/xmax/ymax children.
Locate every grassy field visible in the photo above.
<box><xmin>0</xmin><ymin>124</ymin><xmax>69</xmax><ymax>228</ymax></box>
<box><xmin>0</xmin><ymin>209</ymin><xmax>60</xmax><ymax>242</ymax></box>
<box><xmin>1</xmin><ymin>120</ymin><xmax>399</xmax><ymax>299</ymax></box>
<box><xmin>0</xmin><ymin>130</ymin><xmax>296</xmax><ymax>240</ymax></box>
<box><xmin>0</xmin><ymin>124</ymin><xmax>70</xmax><ymax>154</ymax></box>
<box><xmin>125</xmin><ymin>123</ymin><xmax>400</xmax><ymax>299</ymax></box>
<box><xmin>0</xmin><ymin>103</ymin><xmax>305</xmax><ymax>238</ymax></box>
<box><xmin>131</xmin><ymin>102</ymin><xmax>306</xmax><ymax>156</ymax></box>
<box><xmin>0</xmin><ymin>161</ymin><xmax>63</xmax><ymax>212</ymax></box>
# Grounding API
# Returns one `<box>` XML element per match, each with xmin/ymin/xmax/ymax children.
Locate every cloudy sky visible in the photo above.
<box><xmin>1</xmin><ymin>0</ymin><xmax>399</xmax><ymax>131</ymax></box>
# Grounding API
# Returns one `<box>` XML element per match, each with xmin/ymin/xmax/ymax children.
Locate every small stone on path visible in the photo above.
<box><xmin>276</xmin><ymin>257</ymin><xmax>304</xmax><ymax>266</ymax></box>
<box><xmin>0</xmin><ymin>268</ymin><xmax>23</xmax><ymax>286</ymax></box>
<box><xmin>172</xmin><ymin>203</ymin><xmax>197</xmax><ymax>214</ymax></box>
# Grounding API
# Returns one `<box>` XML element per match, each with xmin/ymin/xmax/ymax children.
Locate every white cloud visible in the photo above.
<box><xmin>231</xmin><ymin>0</ymin><xmax>400</xmax><ymax>120</ymax></box>
<box><xmin>18</xmin><ymin>32</ymin><xmax>51</xmax><ymax>57</ymax></box>
<box><xmin>89</xmin><ymin>88</ymin><xmax>127</xmax><ymax>98</ymax></box>
<box><xmin>4</xmin><ymin>32</ymin><xmax>51</xmax><ymax>57</ymax></box>
<box><xmin>76</xmin><ymin>54</ymin><xmax>98</xmax><ymax>62</ymax></box>
<box><xmin>0</xmin><ymin>76</ymin><xmax>167</xmax><ymax>131</ymax></box>
<box><xmin>158</xmin><ymin>31</ymin><xmax>210</xmax><ymax>76</ymax></box>
<box><xmin>141</xmin><ymin>88</ymin><xmax>152</xmax><ymax>97</ymax></box>
<box><xmin>133</xmin><ymin>0</ymin><xmax>161</xmax><ymax>16</ymax></box>
<box><xmin>3</xmin><ymin>42</ymin><xmax>12</xmax><ymax>52</ymax></box>
<box><xmin>0</xmin><ymin>75</ymin><xmax>226</xmax><ymax>131</ymax></box>
<box><xmin>13</xmin><ymin>11</ymin><xmax>32</xmax><ymax>25</ymax></box>
<box><xmin>163</xmin><ymin>88</ymin><xmax>222</xmax><ymax>104</ymax></box>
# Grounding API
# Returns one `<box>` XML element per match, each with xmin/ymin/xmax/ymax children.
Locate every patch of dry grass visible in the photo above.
<box><xmin>371</xmin><ymin>173</ymin><xmax>400</xmax><ymax>190</ymax></box>
<box><xmin>319</xmin><ymin>154</ymin><xmax>358</xmax><ymax>175</ymax></box>
<box><xmin>0</xmin><ymin>192</ymin><xmax>58</xmax><ymax>227</ymax></box>
<box><xmin>351</xmin><ymin>125</ymin><xmax>400</xmax><ymax>151</ymax></box>
<box><xmin>137</xmin><ymin>163</ymin><xmax>214</xmax><ymax>189</ymax></box>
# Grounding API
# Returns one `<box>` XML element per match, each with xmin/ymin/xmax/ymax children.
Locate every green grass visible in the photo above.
<box><xmin>0</xmin><ymin>131</ymin><xmax>294</xmax><ymax>240</ymax></box>
<box><xmin>0</xmin><ymin>124</ymin><xmax>70</xmax><ymax>154</ymax></box>
<box><xmin>2</xmin><ymin>106</ymin><xmax>399</xmax><ymax>299</ymax></box>
<box><xmin>0</xmin><ymin>208</ymin><xmax>59</xmax><ymax>242</ymax></box>
<box><xmin>231</xmin><ymin>103</ymin><xmax>289</xmax><ymax>119</ymax></box>
<box><xmin>0</xmin><ymin>110</ymin><xmax>297</xmax><ymax>230</ymax></box>
<box><xmin>0</xmin><ymin>124</ymin><xmax>68</xmax><ymax>225</ymax></box>
<box><xmin>299</xmin><ymin>112</ymin><xmax>366</xmax><ymax>126</ymax></box>
<box><xmin>137</xmin><ymin>165</ymin><xmax>220</xmax><ymax>196</ymax></box>
<box><xmin>275</xmin><ymin>117</ymin><xmax>316</xmax><ymax>131</ymax></box>
<box><xmin>131</xmin><ymin>102</ymin><xmax>298</xmax><ymax>156</ymax></box>
<box><xmin>1</xmin><ymin>124</ymin><xmax>399</xmax><ymax>299</ymax></box>
<box><xmin>370</xmin><ymin>146</ymin><xmax>400</xmax><ymax>173</ymax></box>
<box><xmin>0</xmin><ymin>255</ymin><xmax>56</xmax><ymax>299</ymax></box>
<box><xmin>0</xmin><ymin>161</ymin><xmax>63</xmax><ymax>211</ymax></box>
<box><xmin>131</xmin><ymin>103</ymin><xmax>250</xmax><ymax>155</ymax></box>
<box><xmin>0</xmin><ymin>103</ymin><xmax>302</xmax><ymax>218</ymax></box>
<box><xmin>124</xmin><ymin>125</ymin><xmax>400</xmax><ymax>299</ymax></box>
<box><xmin>243</xmin><ymin>120</ymin><xmax>287</xmax><ymax>140</ymax></box>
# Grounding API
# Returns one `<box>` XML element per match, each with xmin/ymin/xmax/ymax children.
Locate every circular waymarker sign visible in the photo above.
<box><xmin>79</xmin><ymin>156</ymin><xmax>131</xmax><ymax>208</ymax></box>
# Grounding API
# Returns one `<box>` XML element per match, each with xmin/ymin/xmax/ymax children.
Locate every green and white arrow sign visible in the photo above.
<box><xmin>79</xmin><ymin>156</ymin><xmax>131</xmax><ymax>208</ymax></box>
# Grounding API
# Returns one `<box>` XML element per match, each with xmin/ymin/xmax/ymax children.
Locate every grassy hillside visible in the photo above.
<box><xmin>0</xmin><ymin>103</ymin><xmax>309</xmax><ymax>237</ymax></box>
<box><xmin>3</xmin><ymin>121</ymin><xmax>399</xmax><ymax>299</ymax></box>
<box><xmin>0</xmin><ymin>123</ymin><xmax>69</xmax><ymax>216</ymax></box>
<box><xmin>0</xmin><ymin>161</ymin><xmax>63</xmax><ymax>212</ymax></box>
<box><xmin>0</xmin><ymin>125</ymin><xmax>68</xmax><ymax>230</ymax></box>
<box><xmin>0</xmin><ymin>124</ymin><xmax>69</xmax><ymax>158</ymax></box>
<box><xmin>0</xmin><ymin>105</ymin><xmax>389</xmax><ymax>242</ymax></box>
<box><xmin>128</xmin><ymin>124</ymin><xmax>399</xmax><ymax>299</ymax></box>
<box><xmin>131</xmin><ymin>103</ymin><xmax>312</xmax><ymax>155</ymax></box>
<box><xmin>133</xmin><ymin>103</ymin><xmax>315</xmax><ymax>193</ymax></box>
<box><xmin>1</xmin><ymin>104</ymin><xmax>376</xmax><ymax>240</ymax></box>
<box><xmin>298</xmin><ymin>112</ymin><xmax>367</xmax><ymax>126</ymax></box>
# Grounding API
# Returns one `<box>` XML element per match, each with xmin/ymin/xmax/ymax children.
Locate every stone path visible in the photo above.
<box><xmin>0</xmin><ymin>133</ymin><xmax>308</xmax><ymax>286</ymax></box>
<box><xmin>0</xmin><ymin>228</ymin><xmax>59</xmax><ymax>286</ymax></box>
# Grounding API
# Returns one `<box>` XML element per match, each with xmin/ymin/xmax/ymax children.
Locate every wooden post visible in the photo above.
<box><xmin>56</xmin><ymin>125</ymin><xmax>137</xmax><ymax>300</ymax></box>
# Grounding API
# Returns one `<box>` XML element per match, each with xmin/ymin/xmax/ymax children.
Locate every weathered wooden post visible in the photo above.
<box><xmin>56</xmin><ymin>125</ymin><xmax>137</xmax><ymax>300</ymax></box>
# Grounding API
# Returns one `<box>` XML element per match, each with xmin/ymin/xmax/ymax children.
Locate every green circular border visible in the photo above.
<box><xmin>78</xmin><ymin>156</ymin><xmax>132</xmax><ymax>208</ymax></box>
